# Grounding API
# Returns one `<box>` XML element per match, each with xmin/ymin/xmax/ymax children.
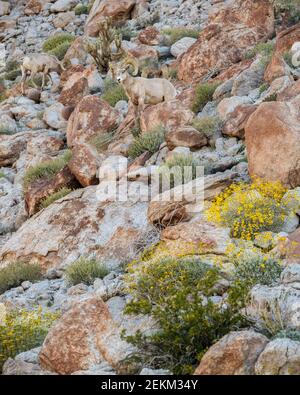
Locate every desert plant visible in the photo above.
<box><xmin>0</xmin><ymin>262</ymin><xmax>42</xmax><ymax>294</ymax></box>
<box><xmin>158</xmin><ymin>154</ymin><xmax>200</xmax><ymax>188</ymax></box>
<box><xmin>74</xmin><ymin>3</ymin><xmax>89</xmax><ymax>15</ymax></box>
<box><xmin>65</xmin><ymin>257</ymin><xmax>109</xmax><ymax>286</ymax></box>
<box><xmin>0</xmin><ymin>307</ymin><xmax>59</xmax><ymax>371</ymax></box>
<box><xmin>86</xmin><ymin>17</ymin><xmax>123</xmax><ymax>73</ymax></box>
<box><xmin>23</xmin><ymin>150</ymin><xmax>72</xmax><ymax>190</ymax></box>
<box><xmin>42</xmin><ymin>33</ymin><xmax>75</xmax><ymax>61</ymax></box>
<box><xmin>162</xmin><ymin>27</ymin><xmax>199</xmax><ymax>45</ymax></box>
<box><xmin>89</xmin><ymin>132</ymin><xmax>115</xmax><ymax>152</ymax></box>
<box><xmin>206</xmin><ymin>178</ymin><xmax>288</xmax><ymax>240</ymax></box>
<box><xmin>116</xmin><ymin>25</ymin><xmax>137</xmax><ymax>41</ymax></box>
<box><xmin>124</xmin><ymin>256</ymin><xmax>242</xmax><ymax>374</ymax></box>
<box><xmin>192</xmin><ymin>116</ymin><xmax>222</xmax><ymax>138</ymax></box>
<box><xmin>192</xmin><ymin>82</ymin><xmax>220</xmax><ymax>113</ymax></box>
<box><xmin>128</xmin><ymin>125</ymin><xmax>166</xmax><ymax>159</ymax></box>
<box><xmin>101</xmin><ymin>78</ymin><xmax>128</xmax><ymax>106</ymax></box>
<box><xmin>3</xmin><ymin>60</ymin><xmax>21</xmax><ymax>81</ymax></box>
<box><xmin>227</xmin><ymin>244</ymin><xmax>283</xmax><ymax>308</ymax></box>
<box><xmin>271</xmin><ymin>0</ymin><xmax>300</xmax><ymax>22</ymax></box>
<box><xmin>0</xmin><ymin>125</ymin><xmax>15</xmax><ymax>135</ymax></box>
<box><xmin>274</xmin><ymin>329</ymin><xmax>300</xmax><ymax>341</ymax></box>
<box><xmin>39</xmin><ymin>187</ymin><xmax>72</xmax><ymax>210</ymax></box>
<box><xmin>245</xmin><ymin>42</ymin><xmax>275</xmax><ymax>61</ymax></box>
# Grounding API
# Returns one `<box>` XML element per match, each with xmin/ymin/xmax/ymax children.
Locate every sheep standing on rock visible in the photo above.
<box><xmin>20</xmin><ymin>53</ymin><xmax>64</xmax><ymax>94</ymax></box>
<box><xmin>110</xmin><ymin>57</ymin><xmax>177</xmax><ymax>113</ymax></box>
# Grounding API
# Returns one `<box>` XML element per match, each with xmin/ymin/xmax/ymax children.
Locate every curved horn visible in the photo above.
<box><xmin>124</xmin><ymin>56</ymin><xmax>139</xmax><ymax>76</ymax></box>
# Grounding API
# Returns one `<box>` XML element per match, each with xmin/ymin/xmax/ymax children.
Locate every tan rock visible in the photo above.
<box><xmin>245</xmin><ymin>100</ymin><xmax>300</xmax><ymax>187</ymax></box>
<box><xmin>63</xmin><ymin>37</ymin><xmax>89</xmax><ymax>65</ymax></box>
<box><xmin>0</xmin><ymin>1</ymin><xmax>10</xmax><ymax>16</ymax></box>
<box><xmin>140</xmin><ymin>99</ymin><xmax>194</xmax><ymax>133</ymax></box>
<box><xmin>264</xmin><ymin>52</ymin><xmax>289</xmax><ymax>83</ymax></box>
<box><xmin>40</xmin><ymin>295</ymin><xmax>154</xmax><ymax>374</ymax></box>
<box><xmin>255</xmin><ymin>338</ymin><xmax>300</xmax><ymax>375</ymax></box>
<box><xmin>177</xmin><ymin>0</ymin><xmax>274</xmax><ymax>83</ymax></box>
<box><xmin>194</xmin><ymin>331</ymin><xmax>268</xmax><ymax>375</ymax></box>
<box><xmin>24</xmin><ymin>166</ymin><xmax>78</xmax><ymax>217</ymax></box>
<box><xmin>222</xmin><ymin>104</ymin><xmax>258</xmax><ymax>139</ymax></box>
<box><xmin>85</xmin><ymin>0</ymin><xmax>136</xmax><ymax>37</ymax></box>
<box><xmin>165</xmin><ymin>126</ymin><xmax>207</xmax><ymax>150</ymax></box>
<box><xmin>68</xmin><ymin>143</ymin><xmax>101</xmax><ymax>187</ymax></box>
<box><xmin>138</xmin><ymin>26</ymin><xmax>160</xmax><ymax>45</ymax></box>
<box><xmin>53</xmin><ymin>11</ymin><xmax>75</xmax><ymax>29</ymax></box>
<box><xmin>67</xmin><ymin>95</ymin><xmax>119</xmax><ymax>147</ymax></box>
<box><xmin>161</xmin><ymin>220</ymin><xmax>231</xmax><ymax>256</ymax></box>
<box><xmin>59</xmin><ymin>77</ymin><xmax>89</xmax><ymax>107</ymax></box>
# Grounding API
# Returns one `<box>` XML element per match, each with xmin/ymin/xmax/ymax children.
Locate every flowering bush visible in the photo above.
<box><xmin>206</xmin><ymin>179</ymin><xmax>288</xmax><ymax>240</ymax></box>
<box><xmin>124</xmin><ymin>256</ymin><xmax>242</xmax><ymax>374</ymax></box>
<box><xmin>0</xmin><ymin>307</ymin><xmax>59</xmax><ymax>371</ymax></box>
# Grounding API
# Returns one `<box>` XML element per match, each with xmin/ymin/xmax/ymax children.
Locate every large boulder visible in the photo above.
<box><xmin>177</xmin><ymin>0</ymin><xmax>274</xmax><ymax>83</ymax></box>
<box><xmin>85</xmin><ymin>0</ymin><xmax>136</xmax><ymax>37</ymax></box>
<box><xmin>39</xmin><ymin>296</ymin><xmax>154</xmax><ymax>374</ymax></box>
<box><xmin>245</xmin><ymin>100</ymin><xmax>300</xmax><ymax>188</ymax></box>
<box><xmin>68</xmin><ymin>143</ymin><xmax>102</xmax><ymax>187</ymax></box>
<box><xmin>255</xmin><ymin>338</ymin><xmax>300</xmax><ymax>375</ymax></box>
<box><xmin>0</xmin><ymin>186</ymin><xmax>153</xmax><ymax>270</ymax></box>
<box><xmin>140</xmin><ymin>100</ymin><xmax>194</xmax><ymax>133</ymax></box>
<box><xmin>67</xmin><ymin>95</ymin><xmax>119</xmax><ymax>147</ymax></box>
<box><xmin>194</xmin><ymin>331</ymin><xmax>269</xmax><ymax>375</ymax></box>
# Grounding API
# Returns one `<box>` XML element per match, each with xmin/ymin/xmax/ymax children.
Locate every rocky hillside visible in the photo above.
<box><xmin>1</xmin><ymin>0</ymin><xmax>300</xmax><ymax>376</ymax></box>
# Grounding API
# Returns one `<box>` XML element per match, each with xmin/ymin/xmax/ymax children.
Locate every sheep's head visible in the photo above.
<box><xmin>109</xmin><ymin>56</ymin><xmax>139</xmax><ymax>83</ymax></box>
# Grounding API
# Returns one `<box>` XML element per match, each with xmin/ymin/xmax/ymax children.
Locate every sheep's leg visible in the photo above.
<box><xmin>30</xmin><ymin>72</ymin><xmax>38</xmax><ymax>89</ymax></box>
<box><xmin>41</xmin><ymin>72</ymin><xmax>46</xmax><ymax>90</ymax></box>
<box><xmin>21</xmin><ymin>65</ymin><xmax>27</xmax><ymax>94</ymax></box>
<box><xmin>138</xmin><ymin>96</ymin><xmax>145</xmax><ymax>116</ymax></box>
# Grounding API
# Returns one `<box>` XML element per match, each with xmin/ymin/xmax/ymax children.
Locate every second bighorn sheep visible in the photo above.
<box><xmin>21</xmin><ymin>53</ymin><xmax>64</xmax><ymax>94</ymax></box>
<box><xmin>110</xmin><ymin>57</ymin><xmax>177</xmax><ymax>112</ymax></box>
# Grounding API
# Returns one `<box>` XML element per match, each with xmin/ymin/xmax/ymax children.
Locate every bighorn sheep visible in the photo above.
<box><xmin>110</xmin><ymin>57</ymin><xmax>177</xmax><ymax>112</ymax></box>
<box><xmin>21</xmin><ymin>53</ymin><xmax>64</xmax><ymax>94</ymax></box>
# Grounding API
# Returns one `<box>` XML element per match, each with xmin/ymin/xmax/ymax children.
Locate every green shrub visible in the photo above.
<box><xmin>89</xmin><ymin>132</ymin><xmax>115</xmax><ymax>152</ymax></box>
<box><xmin>0</xmin><ymin>126</ymin><xmax>15</xmax><ymax>135</ymax></box>
<box><xmin>192</xmin><ymin>116</ymin><xmax>222</xmax><ymax>138</ymax></box>
<box><xmin>42</xmin><ymin>34</ymin><xmax>75</xmax><ymax>61</ymax></box>
<box><xmin>0</xmin><ymin>262</ymin><xmax>42</xmax><ymax>294</ymax></box>
<box><xmin>65</xmin><ymin>257</ymin><xmax>109</xmax><ymax>286</ymax></box>
<box><xmin>191</xmin><ymin>82</ymin><xmax>219</xmax><ymax>113</ymax></box>
<box><xmin>274</xmin><ymin>329</ymin><xmax>300</xmax><ymax>341</ymax></box>
<box><xmin>0</xmin><ymin>307</ymin><xmax>59</xmax><ymax>371</ymax></box>
<box><xmin>42</xmin><ymin>33</ymin><xmax>75</xmax><ymax>52</ymax></box>
<box><xmin>74</xmin><ymin>3</ymin><xmax>89</xmax><ymax>15</ymax></box>
<box><xmin>40</xmin><ymin>187</ymin><xmax>72</xmax><ymax>209</ymax></box>
<box><xmin>259</xmin><ymin>82</ymin><xmax>269</xmax><ymax>94</ymax></box>
<box><xmin>162</xmin><ymin>27</ymin><xmax>199</xmax><ymax>45</ymax></box>
<box><xmin>262</xmin><ymin>93</ymin><xmax>278</xmax><ymax>102</ymax></box>
<box><xmin>116</xmin><ymin>25</ymin><xmax>137</xmax><ymax>41</ymax></box>
<box><xmin>4</xmin><ymin>69</ymin><xmax>21</xmax><ymax>81</ymax></box>
<box><xmin>0</xmin><ymin>171</ymin><xmax>5</xmax><ymax>179</ymax></box>
<box><xmin>101</xmin><ymin>79</ymin><xmax>128</xmax><ymax>106</ymax></box>
<box><xmin>271</xmin><ymin>0</ymin><xmax>300</xmax><ymax>22</ymax></box>
<box><xmin>227</xmin><ymin>245</ymin><xmax>283</xmax><ymax>309</ymax></box>
<box><xmin>158</xmin><ymin>154</ymin><xmax>199</xmax><ymax>188</ymax></box>
<box><xmin>48</xmin><ymin>41</ymin><xmax>71</xmax><ymax>61</ymax></box>
<box><xmin>23</xmin><ymin>150</ymin><xmax>72</xmax><ymax>190</ymax></box>
<box><xmin>128</xmin><ymin>126</ymin><xmax>166</xmax><ymax>159</ymax></box>
<box><xmin>245</xmin><ymin>42</ymin><xmax>275</xmax><ymax>61</ymax></box>
<box><xmin>124</xmin><ymin>256</ymin><xmax>242</xmax><ymax>374</ymax></box>
<box><xmin>283</xmin><ymin>51</ymin><xmax>296</xmax><ymax>68</ymax></box>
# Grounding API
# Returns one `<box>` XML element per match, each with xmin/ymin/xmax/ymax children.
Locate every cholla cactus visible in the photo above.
<box><xmin>86</xmin><ymin>17</ymin><xmax>123</xmax><ymax>73</ymax></box>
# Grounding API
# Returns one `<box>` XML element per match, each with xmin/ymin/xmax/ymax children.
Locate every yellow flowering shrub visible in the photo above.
<box><xmin>0</xmin><ymin>307</ymin><xmax>59</xmax><ymax>371</ymax></box>
<box><xmin>206</xmin><ymin>178</ymin><xmax>288</xmax><ymax>240</ymax></box>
